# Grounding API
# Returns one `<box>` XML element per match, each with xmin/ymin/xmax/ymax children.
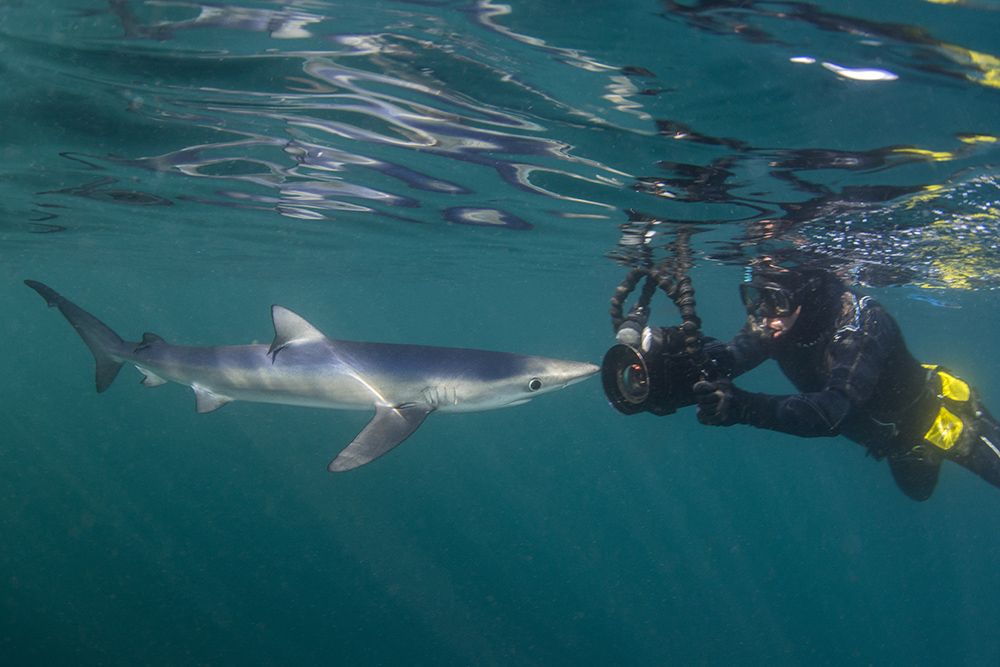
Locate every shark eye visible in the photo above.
<box><xmin>528</xmin><ymin>378</ymin><xmax>542</xmax><ymax>392</ymax></box>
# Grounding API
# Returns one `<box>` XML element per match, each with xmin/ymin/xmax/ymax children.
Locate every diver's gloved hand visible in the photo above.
<box><xmin>693</xmin><ymin>379</ymin><xmax>752</xmax><ymax>427</ymax></box>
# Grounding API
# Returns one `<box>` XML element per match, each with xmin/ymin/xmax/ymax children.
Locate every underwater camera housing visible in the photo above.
<box><xmin>601</xmin><ymin>325</ymin><xmax>704</xmax><ymax>416</ymax></box>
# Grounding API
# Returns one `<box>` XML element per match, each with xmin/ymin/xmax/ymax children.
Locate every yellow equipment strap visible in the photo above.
<box><xmin>924</xmin><ymin>406</ymin><xmax>963</xmax><ymax>451</ymax></box>
<box><xmin>920</xmin><ymin>365</ymin><xmax>973</xmax><ymax>451</ymax></box>
<box><xmin>922</xmin><ymin>364</ymin><xmax>971</xmax><ymax>402</ymax></box>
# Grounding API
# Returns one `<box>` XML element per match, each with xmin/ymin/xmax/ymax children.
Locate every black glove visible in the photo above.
<box><xmin>693</xmin><ymin>379</ymin><xmax>750</xmax><ymax>427</ymax></box>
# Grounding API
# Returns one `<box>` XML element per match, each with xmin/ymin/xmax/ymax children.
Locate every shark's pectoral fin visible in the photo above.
<box><xmin>192</xmin><ymin>386</ymin><xmax>232</xmax><ymax>413</ymax></box>
<box><xmin>328</xmin><ymin>403</ymin><xmax>433</xmax><ymax>472</ymax></box>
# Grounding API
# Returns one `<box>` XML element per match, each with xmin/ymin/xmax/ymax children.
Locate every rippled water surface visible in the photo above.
<box><xmin>4</xmin><ymin>1</ymin><xmax>1000</xmax><ymax>665</ymax></box>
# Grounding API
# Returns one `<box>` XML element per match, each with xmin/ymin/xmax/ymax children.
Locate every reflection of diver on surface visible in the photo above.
<box><xmin>603</xmin><ymin>261</ymin><xmax>1000</xmax><ymax>501</ymax></box>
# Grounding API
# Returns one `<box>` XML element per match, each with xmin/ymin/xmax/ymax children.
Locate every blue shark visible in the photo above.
<box><xmin>25</xmin><ymin>280</ymin><xmax>598</xmax><ymax>471</ymax></box>
<box><xmin>906</xmin><ymin>292</ymin><xmax>960</xmax><ymax>309</ymax></box>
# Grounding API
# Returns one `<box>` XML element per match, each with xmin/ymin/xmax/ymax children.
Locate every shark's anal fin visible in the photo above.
<box><xmin>268</xmin><ymin>305</ymin><xmax>327</xmax><ymax>362</ymax></box>
<box><xmin>135</xmin><ymin>334</ymin><xmax>169</xmax><ymax>388</ymax></box>
<box><xmin>137</xmin><ymin>367</ymin><xmax>168</xmax><ymax>388</ymax></box>
<box><xmin>328</xmin><ymin>403</ymin><xmax>433</xmax><ymax>472</ymax></box>
<box><xmin>193</xmin><ymin>386</ymin><xmax>232</xmax><ymax>413</ymax></box>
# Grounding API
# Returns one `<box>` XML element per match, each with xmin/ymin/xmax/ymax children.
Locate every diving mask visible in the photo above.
<box><xmin>740</xmin><ymin>281</ymin><xmax>797</xmax><ymax>318</ymax></box>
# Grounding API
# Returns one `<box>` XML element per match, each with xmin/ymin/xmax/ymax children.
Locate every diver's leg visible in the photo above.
<box><xmin>955</xmin><ymin>404</ymin><xmax>1000</xmax><ymax>490</ymax></box>
<box><xmin>887</xmin><ymin>447</ymin><xmax>941</xmax><ymax>501</ymax></box>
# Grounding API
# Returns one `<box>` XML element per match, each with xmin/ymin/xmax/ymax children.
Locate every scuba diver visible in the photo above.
<box><xmin>603</xmin><ymin>262</ymin><xmax>1000</xmax><ymax>501</ymax></box>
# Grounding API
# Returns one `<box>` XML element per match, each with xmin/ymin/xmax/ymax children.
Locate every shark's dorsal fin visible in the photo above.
<box><xmin>136</xmin><ymin>332</ymin><xmax>166</xmax><ymax>351</ymax></box>
<box><xmin>268</xmin><ymin>305</ymin><xmax>327</xmax><ymax>360</ymax></box>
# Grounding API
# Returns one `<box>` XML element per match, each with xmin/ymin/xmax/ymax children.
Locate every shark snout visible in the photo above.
<box><xmin>548</xmin><ymin>361</ymin><xmax>600</xmax><ymax>389</ymax></box>
<box><xmin>568</xmin><ymin>362</ymin><xmax>600</xmax><ymax>384</ymax></box>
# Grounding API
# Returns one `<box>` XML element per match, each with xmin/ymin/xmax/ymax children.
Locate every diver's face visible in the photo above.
<box><xmin>741</xmin><ymin>280</ymin><xmax>802</xmax><ymax>339</ymax></box>
<box><xmin>763</xmin><ymin>306</ymin><xmax>801</xmax><ymax>339</ymax></box>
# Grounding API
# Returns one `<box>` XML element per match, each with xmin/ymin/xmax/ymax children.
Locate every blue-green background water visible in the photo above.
<box><xmin>4</xmin><ymin>1</ymin><xmax>1000</xmax><ymax>665</ymax></box>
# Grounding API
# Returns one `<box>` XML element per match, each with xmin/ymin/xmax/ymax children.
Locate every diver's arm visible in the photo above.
<box><xmin>694</xmin><ymin>380</ymin><xmax>854</xmax><ymax>435</ymax></box>
<box><xmin>704</xmin><ymin>323</ymin><xmax>771</xmax><ymax>379</ymax></box>
<box><xmin>698</xmin><ymin>310</ymin><xmax>890</xmax><ymax>436</ymax></box>
<box><xmin>734</xmin><ymin>387</ymin><xmax>854</xmax><ymax>436</ymax></box>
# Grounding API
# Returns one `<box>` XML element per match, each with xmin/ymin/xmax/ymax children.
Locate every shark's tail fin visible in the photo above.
<box><xmin>25</xmin><ymin>280</ymin><xmax>127</xmax><ymax>393</ymax></box>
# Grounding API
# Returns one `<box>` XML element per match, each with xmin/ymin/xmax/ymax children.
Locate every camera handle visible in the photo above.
<box><xmin>608</xmin><ymin>255</ymin><xmax>712</xmax><ymax>381</ymax></box>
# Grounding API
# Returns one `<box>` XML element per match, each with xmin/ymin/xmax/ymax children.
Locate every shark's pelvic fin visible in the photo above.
<box><xmin>193</xmin><ymin>386</ymin><xmax>232</xmax><ymax>413</ymax></box>
<box><xmin>328</xmin><ymin>403</ymin><xmax>433</xmax><ymax>472</ymax></box>
<box><xmin>24</xmin><ymin>280</ymin><xmax>126</xmax><ymax>393</ymax></box>
<box><xmin>268</xmin><ymin>305</ymin><xmax>327</xmax><ymax>360</ymax></box>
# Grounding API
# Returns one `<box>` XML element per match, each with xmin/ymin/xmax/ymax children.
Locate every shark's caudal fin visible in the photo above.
<box><xmin>24</xmin><ymin>280</ymin><xmax>127</xmax><ymax>393</ymax></box>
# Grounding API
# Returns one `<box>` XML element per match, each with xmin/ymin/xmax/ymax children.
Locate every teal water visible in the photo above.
<box><xmin>4</xmin><ymin>1</ymin><xmax>1000</xmax><ymax>665</ymax></box>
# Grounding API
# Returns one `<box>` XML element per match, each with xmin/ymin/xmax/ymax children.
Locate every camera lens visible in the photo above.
<box><xmin>601</xmin><ymin>344</ymin><xmax>653</xmax><ymax>414</ymax></box>
<box><xmin>620</xmin><ymin>362</ymin><xmax>648</xmax><ymax>400</ymax></box>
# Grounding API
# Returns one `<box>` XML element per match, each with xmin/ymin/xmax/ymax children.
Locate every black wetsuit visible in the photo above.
<box><xmin>711</xmin><ymin>286</ymin><xmax>1000</xmax><ymax>500</ymax></box>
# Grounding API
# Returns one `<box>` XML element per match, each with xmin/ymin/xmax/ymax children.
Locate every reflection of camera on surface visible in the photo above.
<box><xmin>602</xmin><ymin>325</ymin><xmax>708</xmax><ymax>416</ymax></box>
